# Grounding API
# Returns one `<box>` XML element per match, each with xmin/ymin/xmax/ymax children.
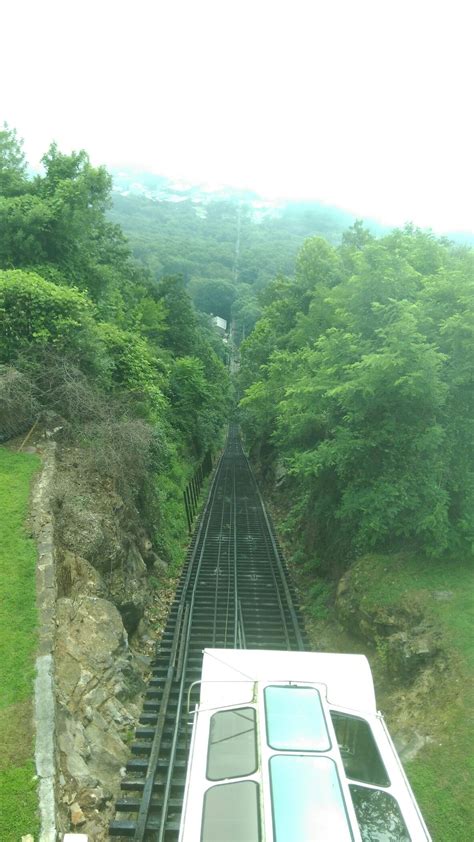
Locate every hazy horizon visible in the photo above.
<box><xmin>3</xmin><ymin>0</ymin><xmax>473</xmax><ymax>234</ymax></box>
<box><xmin>108</xmin><ymin>166</ymin><xmax>474</xmax><ymax>239</ymax></box>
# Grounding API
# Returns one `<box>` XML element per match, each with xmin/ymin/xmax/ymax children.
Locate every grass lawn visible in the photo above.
<box><xmin>0</xmin><ymin>446</ymin><xmax>40</xmax><ymax>841</ymax></box>
<box><xmin>355</xmin><ymin>552</ymin><xmax>474</xmax><ymax>841</ymax></box>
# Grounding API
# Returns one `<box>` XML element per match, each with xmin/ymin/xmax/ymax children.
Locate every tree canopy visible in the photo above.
<box><xmin>0</xmin><ymin>127</ymin><xmax>231</xmax><ymax>561</ymax></box>
<box><xmin>239</xmin><ymin>226</ymin><xmax>474</xmax><ymax>570</ymax></box>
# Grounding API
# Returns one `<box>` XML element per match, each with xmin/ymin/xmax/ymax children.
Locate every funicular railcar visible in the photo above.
<box><xmin>179</xmin><ymin>649</ymin><xmax>431</xmax><ymax>842</ymax></box>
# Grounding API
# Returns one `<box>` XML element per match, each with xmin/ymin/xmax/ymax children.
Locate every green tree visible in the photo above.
<box><xmin>96</xmin><ymin>322</ymin><xmax>167</xmax><ymax>413</ymax></box>
<box><xmin>240</xmin><ymin>226</ymin><xmax>474</xmax><ymax>568</ymax></box>
<box><xmin>188</xmin><ymin>277</ymin><xmax>236</xmax><ymax>322</ymax></box>
<box><xmin>0</xmin><ymin>269</ymin><xmax>96</xmax><ymax>364</ymax></box>
<box><xmin>0</xmin><ymin>123</ymin><xmax>28</xmax><ymax>197</ymax></box>
<box><xmin>156</xmin><ymin>274</ymin><xmax>199</xmax><ymax>357</ymax></box>
<box><xmin>0</xmin><ymin>195</ymin><xmax>53</xmax><ymax>267</ymax></box>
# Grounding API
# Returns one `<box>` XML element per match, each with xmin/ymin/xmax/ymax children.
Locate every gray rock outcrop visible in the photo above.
<box><xmin>55</xmin><ymin>597</ymin><xmax>146</xmax><ymax>836</ymax></box>
<box><xmin>336</xmin><ymin>567</ymin><xmax>444</xmax><ymax>680</ymax></box>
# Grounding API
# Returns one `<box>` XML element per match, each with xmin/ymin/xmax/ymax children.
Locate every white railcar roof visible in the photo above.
<box><xmin>199</xmin><ymin>648</ymin><xmax>377</xmax><ymax>712</ymax></box>
<box><xmin>179</xmin><ymin>649</ymin><xmax>432</xmax><ymax>842</ymax></box>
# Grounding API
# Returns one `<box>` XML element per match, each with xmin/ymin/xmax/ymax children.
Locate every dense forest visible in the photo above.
<box><xmin>2</xmin><ymin>122</ymin><xmax>472</xmax><ymax>570</ymax></box>
<box><xmin>0</xmin><ymin>124</ymin><xmax>231</xmax><ymax>562</ymax></box>
<box><xmin>109</xmin><ymin>183</ymin><xmax>387</xmax><ymax>339</ymax></box>
<box><xmin>109</xmin><ymin>173</ymin><xmax>474</xmax><ymax>348</ymax></box>
<box><xmin>2</xmin><ymin>124</ymin><xmax>473</xmax><ymax>574</ymax></box>
<box><xmin>238</xmin><ymin>225</ymin><xmax>474</xmax><ymax>572</ymax></box>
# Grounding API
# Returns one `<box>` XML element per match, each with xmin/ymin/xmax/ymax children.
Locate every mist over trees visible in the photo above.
<box><xmin>108</xmin><ymin>188</ymin><xmax>387</xmax><ymax>338</ymax></box>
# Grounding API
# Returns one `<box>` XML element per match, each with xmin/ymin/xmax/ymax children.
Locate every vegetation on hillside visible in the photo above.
<box><xmin>239</xmin><ymin>224</ymin><xmax>474</xmax><ymax>571</ymax></box>
<box><xmin>342</xmin><ymin>552</ymin><xmax>473</xmax><ymax>842</ymax></box>
<box><xmin>108</xmin><ymin>190</ymin><xmax>386</xmax><ymax>339</ymax></box>
<box><xmin>0</xmin><ymin>123</ymin><xmax>231</xmax><ymax>562</ymax></box>
<box><xmin>237</xmin><ymin>224</ymin><xmax>473</xmax><ymax>840</ymax></box>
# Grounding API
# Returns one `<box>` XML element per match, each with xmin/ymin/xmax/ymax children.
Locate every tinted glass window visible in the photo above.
<box><xmin>331</xmin><ymin>712</ymin><xmax>390</xmax><ymax>786</ymax></box>
<box><xmin>350</xmin><ymin>785</ymin><xmax>410</xmax><ymax>841</ymax></box>
<box><xmin>270</xmin><ymin>754</ymin><xmax>353</xmax><ymax>841</ymax></box>
<box><xmin>265</xmin><ymin>686</ymin><xmax>330</xmax><ymax>751</ymax></box>
<box><xmin>201</xmin><ymin>781</ymin><xmax>260</xmax><ymax>842</ymax></box>
<box><xmin>207</xmin><ymin>708</ymin><xmax>257</xmax><ymax>780</ymax></box>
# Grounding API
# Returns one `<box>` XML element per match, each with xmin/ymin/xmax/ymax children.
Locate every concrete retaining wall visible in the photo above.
<box><xmin>31</xmin><ymin>443</ymin><xmax>58</xmax><ymax>842</ymax></box>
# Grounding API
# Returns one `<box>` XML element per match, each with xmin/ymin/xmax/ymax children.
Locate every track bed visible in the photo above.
<box><xmin>110</xmin><ymin>426</ymin><xmax>306</xmax><ymax>840</ymax></box>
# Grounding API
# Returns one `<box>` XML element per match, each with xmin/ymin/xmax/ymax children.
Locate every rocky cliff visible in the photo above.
<box><xmin>32</xmin><ymin>440</ymin><xmax>174</xmax><ymax>840</ymax></box>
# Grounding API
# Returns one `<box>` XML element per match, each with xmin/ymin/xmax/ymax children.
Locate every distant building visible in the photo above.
<box><xmin>212</xmin><ymin>316</ymin><xmax>227</xmax><ymax>335</ymax></box>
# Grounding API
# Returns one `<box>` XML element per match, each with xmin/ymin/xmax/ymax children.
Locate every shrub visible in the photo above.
<box><xmin>96</xmin><ymin>322</ymin><xmax>167</xmax><ymax>414</ymax></box>
<box><xmin>0</xmin><ymin>366</ymin><xmax>38</xmax><ymax>442</ymax></box>
<box><xmin>0</xmin><ymin>269</ymin><xmax>98</xmax><ymax>369</ymax></box>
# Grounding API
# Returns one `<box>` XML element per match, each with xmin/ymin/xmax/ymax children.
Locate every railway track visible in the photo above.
<box><xmin>110</xmin><ymin>426</ymin><xmax>307</xmax><ymax>840</ymax></box>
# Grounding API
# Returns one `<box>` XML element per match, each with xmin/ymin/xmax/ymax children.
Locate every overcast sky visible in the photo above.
<box><xmin>2</xmin><ymin>0</ymin><xmax>473</xmax><ymax>232</ymax></box>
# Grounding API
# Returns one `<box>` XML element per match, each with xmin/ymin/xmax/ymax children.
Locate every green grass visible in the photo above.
<box><xmin>353</xmin><ymin>551</ymin><xmax>474</xmax><ymax>841</ymax></box>
<box><xmin>0</xmin><ymin>446</ymin><xmax>40</xmax><ymax>840</ymax></box>
<box><xmin>354</xmin><ymin>552</ymin><xmax>473</xmax><ymax>665</ymax></box>
<box><xmin>156</xmin><ymin>454</ymin><xmax>214</xmax><ymax>573</ymax></box>
<box><xmin>155</xmin><ymin>455</ymin><xmax>191</xmax><ymax>572</ymax></box>
<box><xmin>0</xmin><ymin>762</ymin><xmax>39</xmax><ymax>841</ymax></box>
<box><xmin>406</xmin><ymin>724</ymin><xmax>474</xmax><ymax>841</ymax></box>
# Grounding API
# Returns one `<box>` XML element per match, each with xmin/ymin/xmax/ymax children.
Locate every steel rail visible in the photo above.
<box><xmin>245</xmin><ymin>491</ymin><xmax>292</xmax><ymax>651</ymax></box>
<box><xmin>210</xmin><ymin>462</ymin><xmax>230</xmax><ymax>647</ymax></box>
<box><xmin>231</xmin><ymin>466</ymin><xmax>239</xmax><ymax>645</ymax></box>
<box><xmin>244</xmin><ymin>448</ymin><xmax>306</xmax><ymax>651</ymax></box>
<box><xmin>132</xmin><ymin>447</ymin><xmax>228</xmax><ymax>841</ymax></box>
<box><xmin>156</xmin><ymin>451</ymin><xmax>240</xmax><ymax>842</ymax></box>
<box><xmin>110</xmin><ymin>427</ymin><xmax>307</xmax><ymax>840</ymax></box>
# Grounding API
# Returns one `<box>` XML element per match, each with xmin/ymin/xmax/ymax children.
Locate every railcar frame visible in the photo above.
<box><xmin>179</xmin><ymin>648</ymin><xmax>432</xmax><ymax>842</ymax></box>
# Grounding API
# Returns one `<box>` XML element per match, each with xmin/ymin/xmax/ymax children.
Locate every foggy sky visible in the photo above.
<box><xmin>2</xmin><ymin>0</ymin><xmax>473</xmax><ymax>232</ymax></box>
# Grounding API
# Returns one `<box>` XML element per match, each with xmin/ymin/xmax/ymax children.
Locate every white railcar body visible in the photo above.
<box><xmin>179</xmin><ymin>649</ymin><xmax>431</xmax><ymax>842</ymax></box>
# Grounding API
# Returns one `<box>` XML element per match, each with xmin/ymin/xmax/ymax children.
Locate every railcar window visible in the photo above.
<box><xmin>201</xmin><ymin>780</ymin><xmax>261</xmax><ymax>842</ymax></box>
<box><xmin>331</xmin><ymin>711</ymin><xmax>390</xmax><ymax>786</ymax></box>
<box><xmin>206</xmin><ymin>708</ymin><xmax>257</xmax><ymax>780</ymax></box>
<box><xmin>264</xmin><ymin>686</ymin><xmax>330</xmax><ymax>751</ymax></box>
<box><xmin>269</xmin><ymin>754</ymin><xmax>353</xmax><ymax>841</ymax></box>
<box><xmin>350</xmin><ymin>785</ymin><xmax>411</xmax><ymax>841</ymax></box>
